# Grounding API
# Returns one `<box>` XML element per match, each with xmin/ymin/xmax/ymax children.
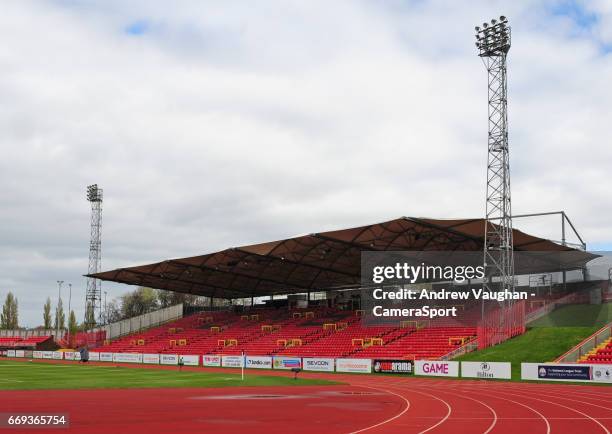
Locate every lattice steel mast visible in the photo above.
<box><xmin>475</xmin><ymin>16</ymin><xmax>515</xmax><ymax>295</ymax></box>
<box><xmin>85</xmin><ymin>184</ymin><xmax>103</xmax><ymax>329</ymax></box>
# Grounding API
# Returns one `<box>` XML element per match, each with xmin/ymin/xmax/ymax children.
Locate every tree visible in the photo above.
<box><xmin>43</xmin><ymin>297</ymin><xmax>52</xmax><ymax>329</ymax></box>
<box><xmin>105</xmin><ymin>300</ymin><xmax>122</xmax><ymax>323</ymax></box>
<box><xmin>157</xmin><ymin>289</ymin><xmax>208</xmax><ymax>308</ymax></box>
<box><xmin>121</xmin><ymin>287</ymin><xmax>159</xmax><ymax>318</ymax></box>
<box><xmin>0</xmin><ymin>292</ymin><xmax>18</xmax><ymax>329</ymax></box>
<box><xmin>54</xmin><ymin>298</ymin><xmax>65</xmax><ymax>330</ymax></box>
<box><xmin>68</xmin><ymin>310</ymin><xmax>78</xmax><ymax>335</ymax></box>
<box><xmin>156</xmin><ymin>289</ymin><xmax>176</xmax><ymax>308</ymax></box>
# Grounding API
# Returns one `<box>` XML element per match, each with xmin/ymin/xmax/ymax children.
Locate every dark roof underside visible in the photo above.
<box><xmin>90</xmin><ymin>217</ymin><xmax>595</xmax><ymax>299</ymax></box>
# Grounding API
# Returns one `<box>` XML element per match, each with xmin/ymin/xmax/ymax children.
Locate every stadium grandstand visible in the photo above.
<box><xmin>93</xmin><ymin>307</ymin><xmax>478</xmax><ymax>360</ymax></box>
<box><xmin>0</xmin><ymin>333</ymin><xmax>57</xmax><ymax>354</ymax></box>
<box><xmin>87</xmin><ymin>216</ymin><xmax>604</xmax><ymax>362</ymax></box>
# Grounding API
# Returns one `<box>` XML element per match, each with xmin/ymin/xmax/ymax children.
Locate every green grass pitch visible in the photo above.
<box><xmin>0</xmin><ymin>360</ymin><xmax>337</xmax><ymax>391</ymax></box>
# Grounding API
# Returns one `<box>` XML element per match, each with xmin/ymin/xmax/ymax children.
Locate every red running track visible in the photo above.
<box><xmin>1</xmin><ymin>360</ymin><xmax>611</xmax><ymax>433</ymax></box>
<box><xmin>343</xmin><ymin>376</ymin><xmax>612</xmax><ymax>434</ymax></box>
<box><xmin>1</xmin><ymin>385</ymin><xmax>406</xmax><ymax>434</ymax></box>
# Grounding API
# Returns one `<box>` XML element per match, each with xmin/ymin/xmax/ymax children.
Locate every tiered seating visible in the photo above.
<box><xmin>184</xmin><ymin>318</ymin><xmax>269</xmax><ymax>355</ymax></box>
<box><xmin>355</xmin><ymin>327</ymin><xmax>476</xmax><ymax>359</ymax></box>
<box><xmin>0</xmin><ymin>337</ymin><xmax>22</xmax><ymax>347</ymax></box>
<box><xmin>238</xmin><ymin>314</ymin><xmax>354</xmax><ymax>356</ymax></box>
<box><xmin>206</xmin><ymin>309</ymin><xmax>334</xmax><ymax>355</ymax></box>
<box><xmin>20</xmin><ymin>336</ymin><xmax>52</xmax><ymax>345</ymax></box>
<box><xmin>97</xmin><ymin>311</ymin><xmax>238</xmax><ymax>354</ymax></box>
<box><xmin>94</xmin><ymin>308</ymin><xmax>476</xmax><ymax>361</ymax></box>
<box><xmin>580</xmin><ymin>338</ymin><xmax>612</xmax><ymax>364</ymax></box>
<box><xmin>277</xmin><ymin>318</ymin><xmax>395</xmax><ymax>358</ymax></box>
<box><xmin>0</xmin><ymin>336</ymin><xmax>51</xmax><ymax>347</ymax></box>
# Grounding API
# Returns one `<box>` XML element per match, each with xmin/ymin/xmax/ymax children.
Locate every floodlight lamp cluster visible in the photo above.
<box><xmin>475</xmin><ymin>16</ymin><xmax>510</xmax><ymax>57</ymax></box>
<box><xmin>86</xmin><ymin>184</ymin><xmax>103</xmax><ymax>202</ymax></box>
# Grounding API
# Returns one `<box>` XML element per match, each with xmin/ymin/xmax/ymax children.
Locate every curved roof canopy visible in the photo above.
<box><xmin>90</xmin><ymin>217</ymin><xmax>595</xmax><ymax>299</ymax></box>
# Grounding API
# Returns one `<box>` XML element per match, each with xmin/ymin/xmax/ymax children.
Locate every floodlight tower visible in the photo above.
<box><xmin>85</xmin><ymin>184</ymin><xmax>103</xmax><ymax>329</ymax></box>
<box><xmin>475</xmin><ymin>16</ymin><xmax>515</xmax><ymax>296</ymax></box>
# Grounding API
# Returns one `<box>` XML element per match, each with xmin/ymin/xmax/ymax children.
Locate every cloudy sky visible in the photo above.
<box><xmin>1</xmin><ymin>0</ymin><xmax>611</xmax><ymax>327</ymax></box>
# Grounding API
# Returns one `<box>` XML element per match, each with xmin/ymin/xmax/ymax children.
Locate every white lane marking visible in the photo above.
<box><xmin>554</xmin><ymin>389</ymin><xmax>612</xmax><ymax>401</ymax></box>
<box><xmin>348</xmin><ymin>385</ymin><xmax>410</xmax><ymax>434</ymax></box>
<box><xmin>434</xmin><ymin>389</ymin><xmax>497</xmax><ymax>434</ymax></box>
<box><xmin>526</xmin><ymin>390</ymin><xmax>612</xmax><ymax>411</ymax></box>
<box><xmin>401</xmin><ymin>388</ymin><xmax>452</xmax><ymax>434</ymax></box>
<box><xmin>496</xmin><ymin>384</ymin><xmax>612</xmax><ymax>399</ymax></box>
<box><xmin>390</xmin><ymin>378</ymin><xmax>497</xmax><ymax>432</ymax></box>
<box><xmin>493</xmin><ymin>389</ymin><xmax>610</xmax><ymax>434</ymax></box>
<box><xmin>457</xmin><ymin>388</ymin><xmax>551</xmax><ymax>434</ymax></box>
